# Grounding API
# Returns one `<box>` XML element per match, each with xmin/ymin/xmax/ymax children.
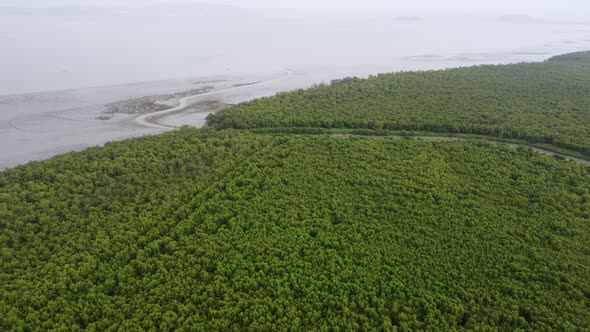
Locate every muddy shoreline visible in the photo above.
<box><xmin>135</xmin><ymin>70</ymin><xmax>293</xmax><ymax>129</ymax></box>
<box><xmin>4</xmin><ymin>43</ymin><xmax>590</xmax><ymax>170</ymax></box>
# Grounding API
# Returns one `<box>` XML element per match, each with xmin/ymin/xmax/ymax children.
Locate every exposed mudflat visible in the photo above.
<box><xmin>0</xmin><ymin>70</ymin><xmax>319</xmax><ymax>169</ymax></box>
<box><xmin>103</xmin><ymin>85</ymin><xmax>217</xmax><ymax>116</ymax></box>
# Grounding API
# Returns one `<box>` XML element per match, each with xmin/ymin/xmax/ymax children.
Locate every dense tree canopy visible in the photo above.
<box><xmin>208</xmin><ymin>51</ymin><xmax>590</xmax><ymax>156</ymax></box>
<box><xmin>1</xmin><ymin>129</ymin><xmax>589</xmax><ymax>330</ymax></box>
<box><xmin>2</xmin><ymin>51</ymin><xmax>590</xmax><ymax>330</ymax></box>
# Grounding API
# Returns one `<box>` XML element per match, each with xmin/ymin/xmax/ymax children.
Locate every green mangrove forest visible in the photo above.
<box><xmin>1</xmin><ymin>52</ymin><xmax>590</xmax><ymax>331</ymax></box>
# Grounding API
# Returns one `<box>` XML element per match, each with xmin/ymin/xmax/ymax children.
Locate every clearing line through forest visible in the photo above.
<box><xmin>327</xmin><ymin>134</ymin><xmax>590</xmax><ymax>166</ymax></box>
<box><xmin>168</xmin><ymin>138</ymin><xmax>289</xmax><ymax>234</ymax></box>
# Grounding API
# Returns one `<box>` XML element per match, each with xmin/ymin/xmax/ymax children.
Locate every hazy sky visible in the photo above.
<box><xmin>2</xmin><ymin>0</ymin><xmax>590</xmax><ymax>16</ymax></box>
<box><xmin>2</xmin><ymin>0</ymin><xmax>590</xmax><ymax>95</ymax></box>
<box><xmin>200</xmin><ymin>0</ymin><xmax>590</xmax><ymax>15</ymax></box>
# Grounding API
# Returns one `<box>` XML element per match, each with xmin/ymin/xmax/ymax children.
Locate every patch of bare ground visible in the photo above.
<box><xmin>99</xmin><ymin>86</ymin><xmax>216</xmax><ymax>117</ymax></box>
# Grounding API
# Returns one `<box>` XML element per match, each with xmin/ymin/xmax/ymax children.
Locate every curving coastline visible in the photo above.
<box><xmin>135</xmin><ymin>70</ymin><xmax>293</xmax><ymax>130</ymax></box>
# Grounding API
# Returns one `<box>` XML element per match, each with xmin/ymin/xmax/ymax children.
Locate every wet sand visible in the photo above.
<box><xmin>0</xmin><ymin>69</ymin><xmax>314</xmax><ymax>169</ymax></box>
<box><xmin>136</xmin><ymin>70</ymin><xmax>293</xmax><ymax>129</ymax></box>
